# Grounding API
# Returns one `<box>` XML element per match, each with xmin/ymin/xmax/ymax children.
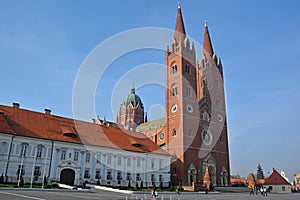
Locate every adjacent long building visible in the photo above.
<box><xmin>0</xmin><ymin>103</ymin><xmax>171</xmax><ymax>187</ymax></box>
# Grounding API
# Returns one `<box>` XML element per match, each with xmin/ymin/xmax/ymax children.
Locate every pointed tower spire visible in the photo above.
<box><xmin>174</xmin><ymin>2</ymin><xmax>186</xmax><ymax>41</ymax></box>
<box><xmin>203</xmin><ymin>20</ymin><xmax>214</xmax><ymax>57</ymax></box>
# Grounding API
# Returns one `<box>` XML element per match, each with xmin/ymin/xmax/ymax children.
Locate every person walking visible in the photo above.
<box><xmin>249</xmin><ymin>188</ymin><xmax>254</xmax><ymax>196</ymax></box>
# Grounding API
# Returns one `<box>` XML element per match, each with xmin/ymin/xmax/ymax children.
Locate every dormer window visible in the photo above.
<box><xmin>62</xmin><ymin>126</ymin><xmax>78</xmax><ymax>138</ymax></box>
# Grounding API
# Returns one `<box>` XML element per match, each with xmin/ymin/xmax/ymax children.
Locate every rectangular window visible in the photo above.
<box><xmin>159</xmin><ymin>160</ymin><xmax>162</xmax><ymax>169</ymax></box>
<box><xmin>34</xmin><ymin>166</ymin><xmax>41</xmax><ymax>181</ymax></box>
<box><xmin>216</xmin><ymin>99</ymin><xmax>221</xmax><ymax>108</ymax></box>
<box><xmin>137</xmin><ymin>158</ymin><xmax>141</xmax><ymax>167</ymax></box>
<box><xmin>107</xmin><ymin>170</ymin><xmax>112</xmax><ymax>180</ymax></box>
<box><xmin>95</xmin><ymin>169</ymin><xmax>101</xmax><ymax>179</ymax></box>
<box><xmin>126</xmin><ymin>172</ymin><xmax>131</xmax><ymax>181</ymax></box>
<box><xmin>107</xmin><ymin>155</ymin><xmax>111</xmax><ymax>165</ymax></box>
<box><xmin>61</xmin><ymin>150</ymin><xmax>66</xmax><ymax>160</ymax></box>
<box><xmin>186</xmin><ymin>86</ymin><xmax>191</xmax><ymax>96</ymax></box>
<box><xmin>185</xmin><ymin>64</ymin><xmax>190</xmax><ymax>73</ymax></box>
<box><xmin>127</xmin><ymin>158</ymin><xmax>131</xmax><ymax>167</ymax></box>
<box><xmin>215</xmin><ymin>79</ymin><xmax>219</xmax><ymax>88</ymax></box>
<box><xmin>136</xmin><ymin>173</ymin><xmax>141</xmax><ymax>181</ymax></box>
<box><xmin>151</xmin><ymin>174</ymin><xmax>155</xmax><ymax>182</ymax></box>
<box><xmin>85</xmin><ymin>152</ymin><xmax>90</xmax><ymax>163</ymax></box>
<box><xmin>151</xmin><ymin>159</ymin><xmax>155</xmax><ymax>169</ymax></box>
<box><xmin>159</xmin><ymin>175</ymin><xmax>163</xmax><ymax>182</ymax></box>
<box><xmin>68</xmin><ymin>152</ymin><xmax>72</xmax><ymax>159</ymax></box>
<box><xmin>74</xmin><ymin>151</ymin><xmax>79</xmax><ymax>161</ymax></box>
<box><xmin>36</xmin><ymin>146</ymin><xmax>43</xmax><ymax>158</ymax></box>
<box><xmin>34</xmin><ymin>166</ymin><xmax>41</xmax><ymax>176</ymax></box>
<box><xmin>84</xmin><ymin>168</ymin><xmax>90</xmax><ymax>178</ymax></box>
<box><xmin>117</xmin><ymin>156</ymin><xmax>121</xmax><ymax>166</ymax></box>
<box><xmin>117</xmin><ymin>171</ymin><xmax>122</xmax><ymax>180</ymax></box>
<box><xmin>17</xmin><ymin>165</ymin><xmax>25</xmax><ymax>178</ymax></box>
<box><xmin>96</xmin><ymin>154</ymin><xmax>101</xmax><ymax>164</ymax></box>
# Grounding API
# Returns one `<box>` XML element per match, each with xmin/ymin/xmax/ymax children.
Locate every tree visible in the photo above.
<box><xmin>257</xmin><ymin>163</ymin><xmax>265</xmax><ymax>180</ymax></box>
<box><xmin>134</xmin><ymin>182</ymin><xmax>139</xmax><ymax>191</ymax></box>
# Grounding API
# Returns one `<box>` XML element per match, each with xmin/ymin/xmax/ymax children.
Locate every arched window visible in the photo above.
<box><xmin>172</xmin><ymin>129</ymin><xmax>177</xmax><ymax>136</ymax></box>
<box><xmin>171</xmin><ymin>65</ymin><xmax>178</xmax><ymax>74</ymax></box>
<box><xmin>20</xmin><ymin>143</ymin><xmax>28</xmax><ymax>157</ymax></box>
<box><xmin>36</xmin><ymin>145</ymin><xmax>44</xmax><ymax>158</ymax></box>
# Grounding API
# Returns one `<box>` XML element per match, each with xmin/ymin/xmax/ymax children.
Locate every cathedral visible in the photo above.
<box><xmin>118</xmin><ymin>4</ymin><xmax>230</xmax><ymax>187</ymax></box>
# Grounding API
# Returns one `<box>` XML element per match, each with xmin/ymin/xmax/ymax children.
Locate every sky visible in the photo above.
<box><xmin>1</xmin><ymin>0</ymin><xmax>300</xmax><ymax>181</ymax></box>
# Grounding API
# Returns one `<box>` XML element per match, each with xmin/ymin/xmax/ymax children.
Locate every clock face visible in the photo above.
<box><xmin>159</xmin><ymin>132</ymin><xmax>165</xmax><ymax>140</ymax></box>
<box><xmin>202</xmin><ymin>130</ymin><xmax>212</xmax><ymax>145</ymax></box>
<box><xmin>187</xmin><ymin>104</ymin><xmax>193</xmax><ymax>113</ymax></box>
<box><xmin>171</xmin><ymin>104</ymin><xmax>178</xmax><ymax>113</ymax></box>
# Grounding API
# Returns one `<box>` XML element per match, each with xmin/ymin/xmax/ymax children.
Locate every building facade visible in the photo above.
<box><xmin>121</xmin><ymin>4</ymin><xmax>230</xmax><ymax>187</ymax></box>
<box><xmin>0</xmin><ymin>103</ymin><xmax>170</xmax><ymax>187</ymax></box>
<box><xmin>264</xmin><ymin>169</ymin><xmax>292</xmax><ymax>193</ymax></box>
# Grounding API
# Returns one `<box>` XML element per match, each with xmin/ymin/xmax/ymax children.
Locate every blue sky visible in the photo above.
<box><xmin>1</xmin><ymin>0</ymin><xmax>300</xmax><ymax>181</ymax></box>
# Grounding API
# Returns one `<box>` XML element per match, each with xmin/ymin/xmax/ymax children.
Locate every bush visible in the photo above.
<box><xmin>159</xmin><ymin>182</ymin><xmax>163</xmax><ymax>190</ymax></box>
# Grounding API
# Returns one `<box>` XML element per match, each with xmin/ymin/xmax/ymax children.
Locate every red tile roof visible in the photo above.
<box><xmin>0</xmin><ymin>104</ymin><xmax>169</xmax><ymax>155</ymax></box>
<box><xmin>264</xmin><ymin>169</ymin><xmax>291</xmax><ymax>185</ymax></box>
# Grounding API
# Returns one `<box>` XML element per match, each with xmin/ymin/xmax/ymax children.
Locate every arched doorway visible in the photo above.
<box><xmin>202</xmin><ymin>155</ymin><xmax>217</xmax><ymax>186</ymax></box>
<box><xmin>220</xmin><ymin>167</ymin><xmax>228</xmax><ymax>186</ymax></box>
<box><xmin>60</xmin><ymin>169</ymin><xmax>75</xmax><ymax>185</ymax></box>
<box><xmin>188</xmin><ymin>164</ymin><xmax>197</xmax><ymax>186</ymax></box>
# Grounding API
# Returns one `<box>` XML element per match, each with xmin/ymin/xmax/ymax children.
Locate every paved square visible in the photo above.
<box><xmin>0</xmin><ymin>189</ymin><xmax>299</xmax><ymax>200</ymax></box>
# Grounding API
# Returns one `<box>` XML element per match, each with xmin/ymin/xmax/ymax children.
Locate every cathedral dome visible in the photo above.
<box><xmin>122</xmin><ymin>86</ymin><xmax>143</xmax><ymax>107</ymax></box>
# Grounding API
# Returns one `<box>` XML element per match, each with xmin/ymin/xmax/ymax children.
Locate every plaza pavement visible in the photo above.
<box><xmin>0</xmin><ymin>188</ymin><xmax>299</xmax><ymax>200</ymax></box>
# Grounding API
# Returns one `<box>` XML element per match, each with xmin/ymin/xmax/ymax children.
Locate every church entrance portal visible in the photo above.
<box><xmin>60</xmin><ymin>169</ymin><xmax>75</xmax><ymax>185</ymax></box>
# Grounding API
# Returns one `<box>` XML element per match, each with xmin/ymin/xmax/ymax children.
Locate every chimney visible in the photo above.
<box><xmin>44</xmin><ymin>108</ymin><xmax>51</xmax><ymax>114</ymax></box>
<box><xmin>12</xmin><ymin>102</ymin><xmax>20</xmax><ymax>108</ymax></box>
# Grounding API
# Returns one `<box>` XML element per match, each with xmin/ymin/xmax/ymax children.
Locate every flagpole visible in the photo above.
<box><xmin>30</xmin><ymin>147</ymin><xmax>37</xmax><ymax>188</ymax></box>
<box><xmin>42</xmin><ymin>148</ymin><xmax>48</xmax><ymax>189</ymax></box>
<box><xmin>18</xmin><ymin>146</ymin><xmax>25</xmax><ymax>187</ymax></box>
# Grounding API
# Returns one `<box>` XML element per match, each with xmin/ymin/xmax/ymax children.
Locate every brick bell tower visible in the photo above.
<box><xmin>165</xmin><ymin>4</ymin><xmax>230</xmax><ymax>187</ymax></box>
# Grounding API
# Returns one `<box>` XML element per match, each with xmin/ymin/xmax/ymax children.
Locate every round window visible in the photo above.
<box><xmin>202</xmin><ymin>130</ymin><xmax>212</xmax><ymax>145</ymax></box>
<box><xmin>171</xmin><ymin>104</ymin><xmax>178</xmax><ymax>113</ymax></box>
<box><xmin>187</xmin><ymin>104</ymin><xmax>193</xmax><ymax>113</ymax></box>
<box><xmin>217</xmin><ymin>114</ymin><xmax>223</xmax><ymax>122</ymax></box>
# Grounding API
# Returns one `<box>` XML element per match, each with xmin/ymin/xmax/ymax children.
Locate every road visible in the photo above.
<box><xmin>0</xmin><ymin>189</ymin><xmax>299</xmax><ymax>200</ymax></box>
